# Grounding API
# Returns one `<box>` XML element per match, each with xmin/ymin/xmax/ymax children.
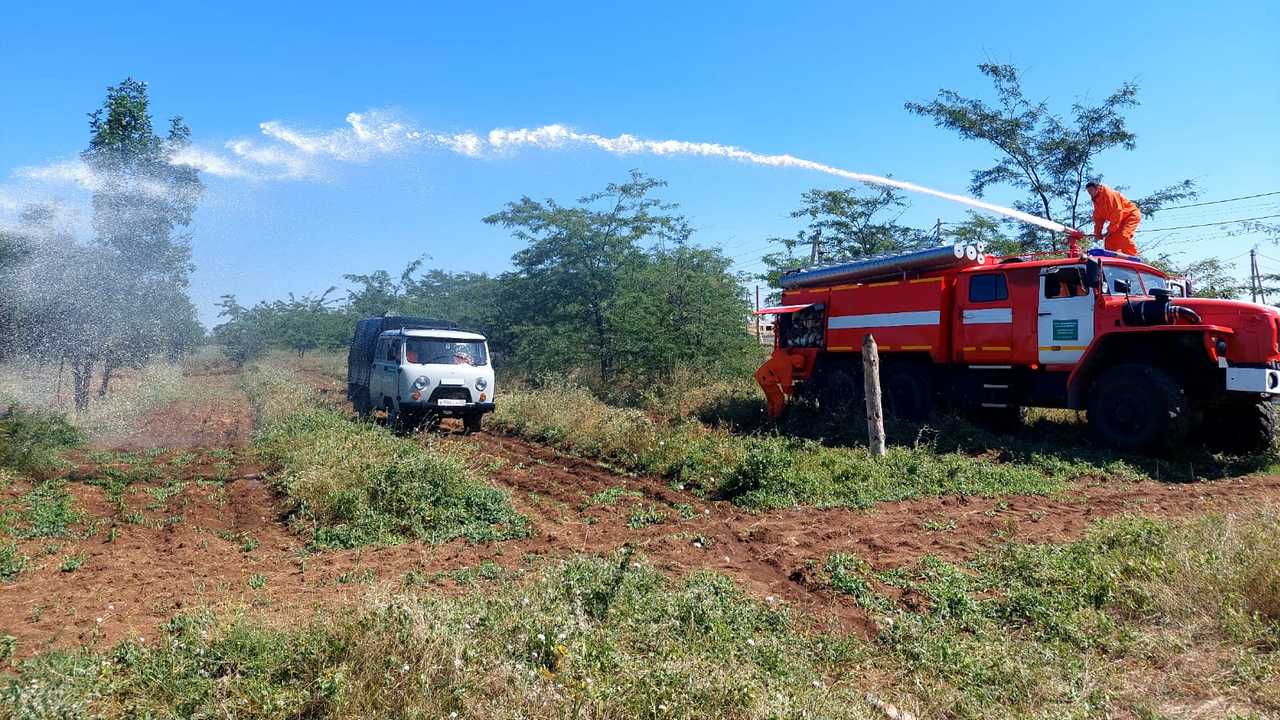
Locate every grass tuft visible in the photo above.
<box><xmin>246</xmin><ymin>365</ymin><xmax>528</xmax><ymax>548</ymax></box>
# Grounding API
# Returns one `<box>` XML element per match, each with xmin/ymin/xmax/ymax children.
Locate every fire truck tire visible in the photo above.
<box><xmin>816</xmin><ymin>367</ymin><xmax>864</xmax><ymax>416</ymax></box>
<box><xmin>882</xmin><ymin>364</ymin><xmax>934</xmax><ymax>421</ymax></box>
<box><xmin>1087</xmin><ymin>364</ymin><xmax>1190</xmax><ymax>452</ymax></box>
<box><xmin>1203</xmin><ymin>398</ymin><xmax>1277</xmax><ymax>454</ymax></box>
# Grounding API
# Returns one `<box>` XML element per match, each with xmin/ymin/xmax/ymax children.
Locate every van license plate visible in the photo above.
<box><xmin>437</xmin><ymin>399</ymin><xmax>466</xmax><ymax>407</ymax></box>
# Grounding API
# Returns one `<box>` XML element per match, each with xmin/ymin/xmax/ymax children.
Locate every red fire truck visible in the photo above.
<box><xmin>755</xmin><ymin>244</ymin><xmax>1280</xmax><ymax>452</ymax></box>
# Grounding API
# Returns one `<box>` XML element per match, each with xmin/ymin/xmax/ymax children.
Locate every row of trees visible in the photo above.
<box><xmin>214</xmin><ymin>172</ymin><xmax>759</xmax><ymax>381</ymax></box>
<box><xmin>2</xmin><ymin>79</ymin><xmax>204</xmax><ymax>410</ymax></box>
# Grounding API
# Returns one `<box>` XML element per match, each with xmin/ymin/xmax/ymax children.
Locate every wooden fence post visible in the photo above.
<box><xmin>862</xmin><ymin>334</ymin><xmax>886</xmax><ymax>457</ymax></box>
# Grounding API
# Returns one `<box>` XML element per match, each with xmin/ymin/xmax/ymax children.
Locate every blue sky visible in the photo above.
<box><xmin>2</xmin><ymin>1</ymin><xmax>1277</xmax><ymax>325</ymax></box>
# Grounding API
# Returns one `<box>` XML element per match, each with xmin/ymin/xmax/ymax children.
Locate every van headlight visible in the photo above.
<box><xmin>413</xmin><ymin>376</ymin><xmax>430</xmax><ymax>390</ymax></box>
<box><xmin>475</xmin><ymin>377</ymin><xmax>488</xmax><ymax>391</ymax></box>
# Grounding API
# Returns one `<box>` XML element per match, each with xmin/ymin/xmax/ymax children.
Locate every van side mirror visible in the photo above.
<box><xmin>1084</xmin><ymin>259</ymin><xmax>1101</xmax><ymax>290</ymax></box>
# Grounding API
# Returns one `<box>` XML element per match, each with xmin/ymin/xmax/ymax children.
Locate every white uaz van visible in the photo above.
<box><xmin>347</xmin><ymin>317</ymin><xmax>495</xmax><ymax>432</ymax></box>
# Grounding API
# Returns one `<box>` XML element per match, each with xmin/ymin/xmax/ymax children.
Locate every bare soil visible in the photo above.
<box><xmin>4</xmin><ymin>368</ymin><xmax>1280</xmax><ymax>659</ymax></box>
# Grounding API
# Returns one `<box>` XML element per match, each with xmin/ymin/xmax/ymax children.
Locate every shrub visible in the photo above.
<box><xmin>0</xmin><ymin>404</ymin><xmax>82</xmax><ymax>476</ymax></box>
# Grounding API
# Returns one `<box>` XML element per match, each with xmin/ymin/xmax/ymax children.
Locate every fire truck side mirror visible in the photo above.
<box><xmin>1084</xmin><ymin>259</ymin><xmax>1102</xmax><ymax>291</ymax></box>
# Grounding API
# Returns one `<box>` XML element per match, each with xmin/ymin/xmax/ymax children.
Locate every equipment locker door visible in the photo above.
<box><xmin>1037</xmin><ymin>266</ymin><xmax>1095</xmax><ymax>365</ymax></box>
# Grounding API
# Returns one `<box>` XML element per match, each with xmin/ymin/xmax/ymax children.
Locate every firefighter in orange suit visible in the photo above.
<box><xmin>1086</xmin><ymin>181</ymin><xmax>1142</xmax><ymax>256</ymax></box>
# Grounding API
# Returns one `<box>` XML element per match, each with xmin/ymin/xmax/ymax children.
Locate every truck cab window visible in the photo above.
<box><xmin>968</xmin><ymin>273</ymin><xmax>1008</xmax><ymax>303</ymax></box>
<box><xmin>1044</xmin><ymin>267</ymin><xmax>1089</xmax><ymax>299</ymax></box>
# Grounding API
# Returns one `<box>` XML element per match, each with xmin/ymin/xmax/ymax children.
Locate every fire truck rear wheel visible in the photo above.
<box><xmin>882</xmin><ymin>364</ymin><xmax>934</xmax><ymax>421</ymax></box>
<box><xmin>1087</xmin><ymin>364</ymin><xmax>1190</xmax><ymax>452</ymax></box>
<box><xmin>1203</xmin><ymin>398</ymin><xmax>1277</xmax><ymax>454</ymax></box>
<box><xmin>816</xmin><ymin>367</ymin><xmax>864</xmax><ymax>415</ymax></box>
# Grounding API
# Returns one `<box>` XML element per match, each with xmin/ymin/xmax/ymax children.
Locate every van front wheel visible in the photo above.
<box><xmin>463</xmin><ymin>413</ymin><xmax>483</xmax><ymax>434</ymax></box>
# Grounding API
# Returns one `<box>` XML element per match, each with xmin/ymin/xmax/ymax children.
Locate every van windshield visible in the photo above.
<box><xmin>405</xmin><ymin>338</ymin><xmax>488</xmax><ymax>366</ymax></box>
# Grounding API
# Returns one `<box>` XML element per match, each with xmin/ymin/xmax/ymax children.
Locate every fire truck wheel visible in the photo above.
<box><xmin>816</xmin><ymin>367</ymin><xmax>864</xmax><ymax>415</ymax></box>
<box><xmin>1087</xmin><ymin>364</ymin><xmax>1190</xmax><ymax>452</ymax></box>
<box><xmin>1203</xmin><ymin>398</ymin><xmax>1277</xmax><ymax>454</ymax></box>
<box><xmin>882</xmin><ymin>364</ymin><xmax>934</xmax><ymax>421</ymax></box>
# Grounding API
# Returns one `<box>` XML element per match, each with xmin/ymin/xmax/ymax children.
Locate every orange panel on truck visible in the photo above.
<box><xmin>823</xmin><ymin>276</ymin><xmax>950</xmax><ymax>360</ymax></box>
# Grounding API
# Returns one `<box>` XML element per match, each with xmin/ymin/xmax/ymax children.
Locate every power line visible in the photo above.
<box><xmin>1136</xmin><ymin>214</ymin><xmax>1280</xmax><ymax>233</ymax></box>
<box><xmin>1158</xmin><ymin>190</ymin><xmax>1280</xmax><ymax>211</ymax></box>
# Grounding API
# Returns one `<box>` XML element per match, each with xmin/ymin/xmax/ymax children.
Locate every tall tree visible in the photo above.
<box><xmin>484</xmin><ymin>170</ymin><xmax>684</xmax><ymax>380</ymax></box>
<box><xmin>905</xmin><ymin>63</ymin><xmax>1197</xmax><ymax>252</ymax></box>
<box><xmin>78</xmin><ymin>78</ymin><xmax>203</xmax><ymax>404</ymax></box>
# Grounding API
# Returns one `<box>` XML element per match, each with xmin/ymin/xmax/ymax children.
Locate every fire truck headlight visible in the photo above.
<box><xmin>1216</xmin><ymin>340</ymin><xmax>1228</xmax><ymax>357</ymax></box>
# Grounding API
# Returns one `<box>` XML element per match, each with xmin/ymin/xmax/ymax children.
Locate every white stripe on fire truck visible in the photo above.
<box><xmin>961</xmin><ymin>308</ymin><xmax>1013</xmax><ymax>324</ymax></box>
<box><xmin>828</xmin><ymin>310</ymin><xmax>940</xmax><ymax>329</ymax></box>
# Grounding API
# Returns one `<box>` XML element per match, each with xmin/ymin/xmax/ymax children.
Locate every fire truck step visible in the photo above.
<box><xmin>982</xmin><ymin>384</ymin><xmax>1010</xmax><ymax>390</ymax></box>
<box><xmin>970</xmin><ymin>365</ymin><xmax>1013</xmax><ymax>370</ymax></box>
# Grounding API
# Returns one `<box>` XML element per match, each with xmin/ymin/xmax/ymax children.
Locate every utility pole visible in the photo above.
<box><xmin>754</xmin><ymin>285</ymin><xmax>761</xmax><ymax>342</ymax></box>
<box><xmin>934</xmin><ymin>218</ymin><xmax>943</xmax><ymax>244</ymax></box>
<box><xmin>809</xmin><ymin>228</ymin><xmax>822</xmax><ymax>264</ymax></box>
<box><xmin>1251</xmin><ymin>247</ymin><xmax>1261</xmax><ymax>303</ymax></box>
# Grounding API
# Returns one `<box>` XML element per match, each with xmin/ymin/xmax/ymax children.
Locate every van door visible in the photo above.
<box><xmin>1038</xmin><ymin>265</ymin><xmax>1095</xmax><ymax>365</ymax></box>
<box><xmin>370</xmin><ymin>338</ymin><xmax>387</xmax><ymax>404</ymax></box>
<box><xmin>381</xmin><ymin>338</ymin><xmax>402</xmax><ymax>404</ymax></box>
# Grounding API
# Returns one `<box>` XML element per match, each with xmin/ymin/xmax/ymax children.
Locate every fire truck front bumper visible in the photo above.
<box><xmin>1225</xmin><ymin>367</ymin><xmax>1280</xmax><ymax>395</ymax></box>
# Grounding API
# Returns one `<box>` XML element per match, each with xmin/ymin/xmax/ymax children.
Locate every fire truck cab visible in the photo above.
<box><xmin>756</xmin><ymin>248</ymin><xmax>1280</xmax><ymax>452</ymax></box>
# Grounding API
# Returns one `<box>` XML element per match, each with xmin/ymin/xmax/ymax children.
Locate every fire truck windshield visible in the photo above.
<box><xmin>1103</xmin><ymin>266</ymin><xmax>1143</xmax><ymax>295</ymax></box>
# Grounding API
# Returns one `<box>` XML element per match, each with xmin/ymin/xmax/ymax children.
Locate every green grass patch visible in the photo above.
<box><xmin>3</xmin><ymin>510</ymin><xmax>1279</xmax><ymax>717</ymax></box>
<box><xmin>0</xmin><ymin>541</ymin><xmax>25</xmax><ymax>582</ymax></box>
<box><xmin>18</xmin><ymin>480</ymin><xmax>84</xmax><ymax>539</ymax></box>
<box><xmin>626</xmin><ymin>504</ymin><xmax>667</xmax><ymax>529</ymax></box>
<box><xmin>586</xmin><ymin>486</ymin><xmax>642</xmax><ymax>506</ymax></box>
<box><xmin>59</xmin><ymin>551</ymin><xmax>88</xmax><ymax>573</ymax></box>
<box><xmin>492</xmin><ymin>384</ymin><xmax>1144</xmax><ymax>511</ymax></box>
<box><xmin>0</xmin><ymin>554</ymin><xmax>865</xmax><ymax>719</ymax></box>
<box><xmin>823</xmin><ymin>511</ymin><xmax>1280</xmax><ymax>715</ymax></box>
<box><xmin>245</xmin><ymin>366</ymin><xmax>528</xmax><ymax>549</ymax></box>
